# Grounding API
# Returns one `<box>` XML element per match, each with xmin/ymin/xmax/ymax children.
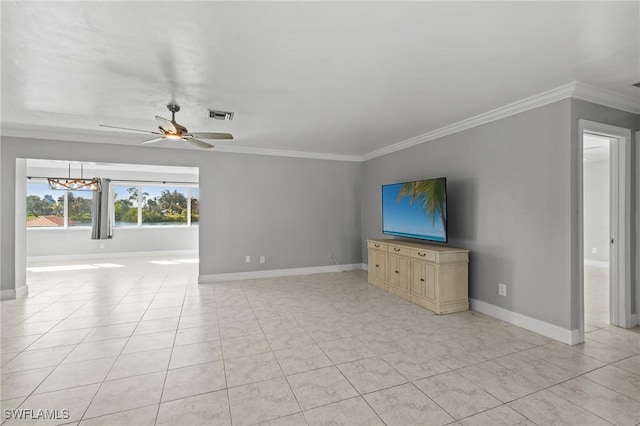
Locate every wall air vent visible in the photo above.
<box><xmin>209</xmin><ymin>110</ymin><xmax>234</xmax><ymax>120</ymax></box>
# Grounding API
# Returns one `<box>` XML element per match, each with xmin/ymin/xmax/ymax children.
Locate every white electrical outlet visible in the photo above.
<box><xmin>498</xmin><ymin>283</ymin><xmax>507</xmax><ymax>297</ymax></box>
<box><xmin>592</xmin><ymin>247</ymin><xmax>598</xmax><ymax>254</ymax></box>
<box><xmin>260</xmin><ymin>256</ymin><xmax>266</xmax><ymax>264</ymax></box>
<box><xmin>245</xmin><ymin>256</ymin><xmax>251</xmax><ymax>263</ymax></box>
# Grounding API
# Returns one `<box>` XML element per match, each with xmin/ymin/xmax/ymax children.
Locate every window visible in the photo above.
<box><xmin>190</xmin><ymin>188</ymin><xmax>199</xmax><ymax>224</ymax></box>
<box><xmin>112</xmin><ymin>184</ymin><xmax>198</xmax><ymax>227</ymax></box>
<box><xmin>113</xmin><ymin>185</ymin><xmax>139</xmax><ymax>227</ymax></box>
<box><xmin>26</xmin><ymin>181</ymin><xmax>93</xmax><ymax>228</ymax></box>
<box><xmin>142</xmin><ymin>186</ymin><xmax>188</xmax><ymax>226</ymax></box>
<box><xmin>26</xmin><ymin>182</ymin><xmax>64</xmax><ymax>227</ymax></box>
<box><xmin>68</xmin><ymin>190</ymin><xmax>93</xmax><ymax>227</ymax></box>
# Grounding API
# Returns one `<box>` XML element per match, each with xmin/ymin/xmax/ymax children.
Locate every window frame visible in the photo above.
<box><xmin>25</xmin><ymin>179</ymin><xmax>92</xmax><ymax>230</ymax></box>
<box><xmin>111</xmin><ymin>182</ymin><xmax>199</xmax><ymax>228</ymax></box>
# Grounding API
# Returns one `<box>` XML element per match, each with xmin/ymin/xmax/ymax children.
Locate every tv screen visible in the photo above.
<box><xmin>382</xmin><ymin>177</ymin><xmax>447</xmax><ymax>243</ymax></box>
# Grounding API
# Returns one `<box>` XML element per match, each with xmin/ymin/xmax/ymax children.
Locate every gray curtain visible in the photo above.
<box><xmin>91</xmin><ymin>178</ymin><xmax>112</xmax><ymax>240</ymax></box>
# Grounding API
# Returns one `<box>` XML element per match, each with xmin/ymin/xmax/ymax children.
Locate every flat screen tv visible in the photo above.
<box><xmin>382</xmin><ymin>177</ymin><xmax>447</xmax><ymax>243</ymax></box>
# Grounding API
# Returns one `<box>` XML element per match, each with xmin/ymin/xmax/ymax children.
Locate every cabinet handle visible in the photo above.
<box><xmin>418</xmin><ymin>252</ymin><xmax>426</xmax><ymax>257</ymax></box>
<box><xmin>374</xmin><ymin>244</ymin><xmax>380</xmax><ymax>247</ymax></box>
<box><xmin>375</xmin><ymin>264</ymin><xmax>379</xmax><ymax>268</ymax></box>
<box><xmin>420</xmin><ymin>278</ymin><xmax>425</xmax><ymax>282</ymax></box>
<box><xmin>394</xmin><ymin>248</ymin><xmax>401</xmax><ymax>252</ymax></box>
<box><xmin>395</xmin><ymin>270</ymin><xmax>399</xmax><ymax>273</ymax></box>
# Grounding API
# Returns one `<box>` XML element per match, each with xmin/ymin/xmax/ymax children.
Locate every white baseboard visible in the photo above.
<box><xmin>362</xmin><ymin>263</ymin><xmax>369</xmax><ymax>272</ymax></box>
<box><xmin>27</xmin><ymin>249</ymin><xmax>198</xmax><ymax>263</ymax></box>
<box><xmin>1</xmin><ymin>285</ymin><xmax>29</xmax><ymax>300</ymax></box>
<box><xmin>470</xmin><ymin>298</ymin><xmax>581</xmax><ymax>345</ymax></box>
<box><xmin>584</xmin><ymin>259</ymin><xmax>609</xmax><ymax>268</ymax></box>
<box><xmin>199</xmin><ymin>263</ymin><xmax>364</xmax><ymax>283</ymax></box>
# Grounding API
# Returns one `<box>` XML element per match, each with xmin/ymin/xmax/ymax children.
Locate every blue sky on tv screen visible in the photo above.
<box><xmin>382</xmin><ymin>183</ymin><xmax>446</xmax><ymax>241</ymax></box>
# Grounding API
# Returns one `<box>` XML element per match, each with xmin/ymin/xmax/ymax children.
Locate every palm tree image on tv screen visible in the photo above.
<box><xmin>382</xmin><ymin>177</ymin><xmax>447</xmax><ymax>242</ymax></box>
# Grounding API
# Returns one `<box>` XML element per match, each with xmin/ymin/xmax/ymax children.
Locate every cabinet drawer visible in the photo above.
<box><xmin>407</xmin><ymin>248</ymin><xmax>436</xmax><ymax>262</ymax></box>
<box><xmin>387</xmin><ymin>245</ymin><xmax>408</xmax><ymax>255</ymax></box>
<box><xmin>368</xmin><ymin>241</ymin><xmax>387</xmax><ymax>250</ymax></box>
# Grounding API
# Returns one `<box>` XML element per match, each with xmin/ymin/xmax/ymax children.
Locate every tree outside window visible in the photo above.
<box><xmin>113</xmin><ymin>184</ymin><xmax>197</xmax><ymax>227</ymax></box>
<box><xmin>113</xmin><ymin>185</ymin><xmax>140</xmax><ymax>227</ymax></box>
<box><xmin>142</xmin><ymin>186</ymin><xmax>188</xmax><ymax>225</ymax></box>
<box><xmin>26</xmin><ymin>183</ymin><xmax>65</xmax><ymax>227</ymax></box>
<box><xmin>190</xmin><ymin>188</ymin><xmax>199</xmax><ymax>224</ymax></box>
<box><xmin>26</xmin><ymin>181</ymin><xmax>93</xmax><ymax>228</ymax></box>
<box><xmin>68</xmin><ymin>191</ymin><xmax>93</xmax><ymax>226</ymax></box>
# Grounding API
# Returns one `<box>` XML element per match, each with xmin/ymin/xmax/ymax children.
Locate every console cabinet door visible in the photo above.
<box><xmin>410</xmin><ymin>260</ymin><xmax>425</xmax><ymax>298</ymax></box>
<box><xmin>388</xmin><ymin>253</ymin><xmax>409</xmax><ymax>295</ymax></box>
<box><xmin>411</xmin><ymin>259</ymin><xmax>436</xmax><ymax>302</ymax></box>
<box><xmin>368</xmin><ymin>249</ymin><xmax>387</xmax><ymax>289</ymax></box>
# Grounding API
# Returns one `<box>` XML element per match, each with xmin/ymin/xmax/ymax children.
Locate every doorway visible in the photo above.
<box><xmin>578</xmin><ymin>120</ymin><xmax>633</xmax><ymax>342</ymax></box>
<box><xmin>23</xmin><ymin>160</ymin><xmax>200</xmax><ymax>293</ymax></box>
<box><xmin>582</xmin><ymin>134</ymin><xmax>611</xmax><ymax>331</ymax></box>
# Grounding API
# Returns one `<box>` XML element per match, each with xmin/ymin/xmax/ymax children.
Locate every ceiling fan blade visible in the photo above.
<box><xmin>185</xmin><ymin>137</ymin><xmax>215</xmax><ymax>149</ymax></box>
<box><xmin>140</xmin><ymin>137</ymin><xmax>166</xmax><ymax>145</ymax></box>
<box><xmin>99</xmin><ymin>124</ymin><xmax>161</xmax><ymax>135</ymax></box>
<box><xmin>187</xmin><ymin>132</ymin><xmax>233</xmax><ymax>140</ymax></box>
<box><xmin>155</xmin><ymin>116</ymin><xmax>177</xmax><ymax>133</ymax></box>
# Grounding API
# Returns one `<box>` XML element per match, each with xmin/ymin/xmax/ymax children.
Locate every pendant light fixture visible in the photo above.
<box><xmin>48</xmin><ymin>164</ymin><xmax>101</xmax><ymax>191</ymax></box>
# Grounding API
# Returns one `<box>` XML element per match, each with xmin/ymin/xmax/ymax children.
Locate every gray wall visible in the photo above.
<box><xmin>203</xmin><ymin>153</ymin><xmax>362</xmax><ymax>274</ymax></box>
<box><xmin>362</xmin><ymin>100</ymin><xmax>575</xmax><ymax>329</ymax></box>
<box><xmin>362</xmin><ymin>98</ymin><xmax>638</xmax><ymax>331</ymax></box>
<box><xmin>583</xmin><ymin>159</ymin><xmax>609</xmax><ymax>263</ymax></box>
<box><xmin>1</xmin><ymin>137</ymin><xmax>363</xmax><ymax>293</ymax></box>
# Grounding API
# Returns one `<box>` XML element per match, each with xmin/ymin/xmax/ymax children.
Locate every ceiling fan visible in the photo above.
<box><xmin>100</xmin><ymin>104</ymin><xmax>233</xmax><ymax>149</ymax></box>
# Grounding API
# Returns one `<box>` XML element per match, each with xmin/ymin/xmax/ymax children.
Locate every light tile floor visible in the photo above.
<box><xmin>1</xmin><ymin>256</ymin><xmax>639</xmax><ymax>425</ymax></box>
<box><xmin>584</xmin><ymin>265</ymin><xmax>610</xmax><ymax>331</ymax></box>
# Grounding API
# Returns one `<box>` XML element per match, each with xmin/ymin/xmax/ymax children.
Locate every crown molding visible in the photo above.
<box><xmin>212</xmin><ymin>145</ymin><xmax>362</xmax><ymax>162</ymax></box>
<box><xmin>572</xmin><ymin>82</ymin><xmax>640</xmax><ymax>115</ymax></box>
<box><xmin>362</xmin><ymin>81</ymin><xmax>639</xmax><ymax>161</ymax></box>
<box><xmin>361</xmin><ymin>82</ymin><xmax>578</xmax><ymax>161</ymax></box>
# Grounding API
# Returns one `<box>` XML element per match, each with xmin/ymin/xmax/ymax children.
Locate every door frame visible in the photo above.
<box><xmin>577</xmin><ymin>120</ymin><xmax>632</xmax><ymax>342</ymax></box>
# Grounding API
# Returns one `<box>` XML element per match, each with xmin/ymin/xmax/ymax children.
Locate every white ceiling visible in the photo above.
<box><xmin>2</xmin><ymin>1</ymin><xmax>639</xmax><ymax>157</ymax></box>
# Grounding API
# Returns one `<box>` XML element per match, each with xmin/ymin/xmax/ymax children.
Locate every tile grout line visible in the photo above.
<box><xmin>247</xmin><ymin>287</ymin><xmax>306</xmax><ymax>425</ymax></box>
<box><xmin>78</xmin><ymin>266</ymin><xmax>170</xmax><ymax>423</ymax></box>
<box><xmin>4</xmin><ymin>265</ymin><xmax>639</xmax><ymax>425</ymax></box>
<box><xmin>153</xmin><ymin>266</ymin><xmax>190</xmax><ymax>426</ymax></box>
<box><xmin>3</xmin><ymin>285</ymin><xmax>132</xmax><ymax>416</ymax></box>
<box><xmin>212</xmin><ymin>287</ymin><xmax>234</xmax><ymax>426</ymax></box>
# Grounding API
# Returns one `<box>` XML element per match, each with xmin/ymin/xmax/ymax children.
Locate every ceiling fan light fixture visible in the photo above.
<box><xmin>100</xmin><ymin>104</ymin><xmax>233</xmax><ymax>149</ymax></box>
